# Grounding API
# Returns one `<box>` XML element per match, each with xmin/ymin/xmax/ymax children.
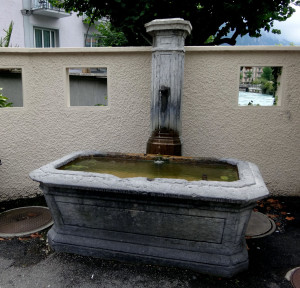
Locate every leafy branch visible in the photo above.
<box><xmin>50</xmin><ymin>0</ymin><xmax>300</xmax><ymax>46</ymax></box>
<box><xmin>0</xmin><ymin>21</ymin><xmax>14</xmax><ymax>47</ymax></box>
<box><xmin>0</xmin><ymin>88</ymin><xmax>13</xmax><ymax>108</ymax></box>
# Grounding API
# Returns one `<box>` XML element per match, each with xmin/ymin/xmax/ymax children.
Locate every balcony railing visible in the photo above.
<box><xmin>31</xmin><ymin>0</ymin><xmax>71</xmax><ymax>18</ymax></box>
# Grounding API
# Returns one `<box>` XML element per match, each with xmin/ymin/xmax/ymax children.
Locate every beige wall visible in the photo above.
<box><xmin>0</xmin><ymin>46</ymin><xmax>299</xmax><ymax>200</ymax></box>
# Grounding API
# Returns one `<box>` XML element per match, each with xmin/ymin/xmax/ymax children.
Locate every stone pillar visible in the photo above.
<box><xmin>145</xmin><ymin>18</ymin><xmax>192</xmax><ymax>156</ymax></box>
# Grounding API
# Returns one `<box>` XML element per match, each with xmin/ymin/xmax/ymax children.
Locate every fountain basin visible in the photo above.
<box><xmin>30</xmin><ymin>151</ymin><xmax>269</xmax><ymax>277</ymax></box>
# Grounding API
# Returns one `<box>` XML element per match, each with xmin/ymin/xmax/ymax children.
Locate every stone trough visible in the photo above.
<box><xmin>30</xmin><ymin>18</ymin><xmax>269</xmax><ymax>277</ymax></box>
<box><xmin>30</xmin><ymin>151</ymin><xmax>269</xmax><ymax>277</ymax></box>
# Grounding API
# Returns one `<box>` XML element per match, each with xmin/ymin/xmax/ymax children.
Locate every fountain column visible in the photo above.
<box><xmin>145</xmin><ymin>18</ymin><xmax>192</xmax><ymax>156</ymax></box>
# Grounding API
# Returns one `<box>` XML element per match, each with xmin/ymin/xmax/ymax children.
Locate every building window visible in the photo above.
<box><xmin>84</xmin><ymin>34</ymin><xmax>101</xmax><ymax>47</ymax></box>
<box><xmin>34</xmin><ymin>28</ymin><xmax>56</xmax><ymax>48</ymax></box>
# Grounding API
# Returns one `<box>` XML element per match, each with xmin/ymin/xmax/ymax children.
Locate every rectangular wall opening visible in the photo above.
<box><xmin>0</xmin><ymin>68</ymin><xmax>23</xmax><ymax>107</ymax></box>
<box><xmin>68</xmin><ymin>67</ymin><xmax>107</xmax><ymax>106</ymax></box>
<box><xmin>239</xmin><ymin>66</ymin><xmax>282</xmax><ymax>106</ymax></box>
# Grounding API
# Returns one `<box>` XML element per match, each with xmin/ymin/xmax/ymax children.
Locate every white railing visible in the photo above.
<box><xmin>31</xmin><ymin>0</ymin><xmax>65</xmax><ymax>12</ymax></box>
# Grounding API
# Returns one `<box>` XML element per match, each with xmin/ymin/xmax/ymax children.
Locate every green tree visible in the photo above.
<box><xmin>261</xmin><ymin>67</ymin><xmax>273</xmax><ymax>81</ymax></box>
<box><xmin>261</xmin><ymin>80</ymin><xmax>274</xmax><ymax>95</ymax></box>
<box><xmin>89</xmin><ymin>20</ymin><xmax>127</xmax><ymax>46</ymax></box>
<box><xmin>0</xmin><ymin>21</ymin><xmax>13</xmax><ymax>47</ymax></box>
<box><xmin>50</xmin><ymin>0</ymin><xmax>299</xmax><ymax>46</ymax></box>
<box><xmin>0</xmin><ymin>22</ymin><xmax>14</xmax><ymax>107</ymax></box>
<box><xmin>245</xmin><ymin>70</ymin><xmax>253</xmax><ymax>83</ymax></box>
<box><xmin>0</xmin><ymin>88</ymin><xmax>13</xmax><ymax>108</ymax></box>
<box><xmin>260</xmin><ymin>67</ymin><xmax>276</xmax><ymax>95</ymax></box>
<box><xmin>252</xmin><ymin>79</ymin><xmax>261</xmax><ymax>85</ymax></box>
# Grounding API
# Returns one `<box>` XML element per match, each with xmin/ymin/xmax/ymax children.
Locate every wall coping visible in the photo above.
<box><xmin>0</xmin><ymin>46</ymin><xmax>300</xmax><ymax>54</ymax></box>
<box><xmin>0</xmin><ymin>47</ymin><xmax>152</xmax><ymax>54</ymax></box>
<box><xmin>185</xmin><ymin>46</ymin><xmax>300</xmax><ymax>52</ymax></box>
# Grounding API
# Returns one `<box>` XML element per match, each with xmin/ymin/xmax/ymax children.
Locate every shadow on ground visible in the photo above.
<box><xmin>0</xmin><ymin>196</ymin><xmax>299</xmax><ymax>288</ymax></box>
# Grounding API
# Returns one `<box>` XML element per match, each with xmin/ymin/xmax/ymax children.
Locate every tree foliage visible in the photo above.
<box><xmin>88</xmin><ymin>20</ymin><xmax>128</xmax><ymax>46</ymax></box>
<box><xmin>0</xmin><ymin>88</ymin><xmax>13</xmax><ymax>108</ymax></box>
<box><xmin>259</xmin><ymin>67</ymin><xmax>282</xmax><ymax>99</ymax></box>
<box><xmin>261</xmin><ymin>67</ymin><xmax>273</xmax><ymax>81</ymax></box>
<box><xmin>50</xmin><ymin>0</ymin><xmax>299</xmax><ymax>46</ymax></box>
<box><xmin>0</xmin><ymin>22</ymin><xmax>14</xmax><ymax>107</ymax></box>
<box><xmin>0</xmin><ymin>21</ymin><xmax>14</xmax><ymax>47</ymax></box>
<box><xmin>245</xmin><ymin>70</ymin><xmax>253</xmax><ymax>82</ymax></box>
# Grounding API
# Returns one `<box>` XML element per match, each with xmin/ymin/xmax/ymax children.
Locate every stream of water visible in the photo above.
<box><xmin>239</xmin><ymin>91</ymin><xmax>275</xmax><ymax>106</ymax></box>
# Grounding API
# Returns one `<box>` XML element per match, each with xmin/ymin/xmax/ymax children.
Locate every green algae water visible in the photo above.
<box><xmin>59</xmin><ymin>156</ymin><xmax>239</xmax><ymax>182</ymax></box>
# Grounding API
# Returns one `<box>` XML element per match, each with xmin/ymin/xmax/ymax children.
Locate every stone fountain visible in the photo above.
<box><xmin>30</xmin><ymin>19</ymin><xmax>269</xmax><ymax>277</ymax></box>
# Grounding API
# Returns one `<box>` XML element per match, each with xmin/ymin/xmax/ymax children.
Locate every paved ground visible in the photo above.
<box><xmin>0</xmin><ymin>196</ymin><xmax>299</xmax><ymax>288</ymax></box>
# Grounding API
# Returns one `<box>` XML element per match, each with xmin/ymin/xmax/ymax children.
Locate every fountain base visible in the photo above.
<box><xmin>47</xmin><ymin>198</ymin><xmax>250</xmax><ymax>278</ymax></box>
<box><xmin>30</xmin><ymin>151</ymin><xmax>269</xmax><ymax>277</ymax></box>
<box><xmin>146</xmin><ymin>130</ymin><xmax>181</xmax><ymax>156</ymax></box>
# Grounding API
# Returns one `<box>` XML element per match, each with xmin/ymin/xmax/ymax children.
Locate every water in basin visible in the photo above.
<box><xmin>59</xmin><ymin>156</ymin><xmax>239</xmax><ymax>182</ymax></box>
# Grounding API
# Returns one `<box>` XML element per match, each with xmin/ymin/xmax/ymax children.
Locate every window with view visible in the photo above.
<box><xmin>238</xmin><ymin>66</ymin><xmax>282</xmax><ymax>106</ymax></box>
<box><xmin>0</xmin><ymin>68</ymin><xmax>23</xmax><ymax>107</ymax></box>
<box><xmin>68</xmin><ymin>67</ymin><xmax>108</xmax><ymax>106</ymax></box>
<box><xmin>34</xmin><ymin>28</ymin><xmax>57</xmax><ymax>48</ymax></box>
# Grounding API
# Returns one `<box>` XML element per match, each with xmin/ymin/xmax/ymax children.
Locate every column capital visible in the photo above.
<box><xmin>145</xmin><ymin>18</ymin><xmax>192</xmax><ymax>36</ymax></box>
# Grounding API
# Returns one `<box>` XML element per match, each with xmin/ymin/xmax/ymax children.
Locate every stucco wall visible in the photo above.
<box><xmin>0</xmin><ymin>46</ymin><xmax>299</xmax><ymax>201</ymax></box>
<box><xmin>183</xmin><ymin>46</ymin><xmax>300</xmax><ymax>196</ymax></box>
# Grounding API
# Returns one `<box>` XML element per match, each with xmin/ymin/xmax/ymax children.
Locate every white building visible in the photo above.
<box><xmin>0</xmin><ymin>0</ymin><xmax>98</xmax><ymax>48</ymax></box>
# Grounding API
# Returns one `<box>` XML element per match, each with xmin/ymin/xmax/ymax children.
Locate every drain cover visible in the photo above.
<box><xmin>291</xmin><ymin>268</ymin><xmax>300</xmax><ymax>288</ymax></box>
<box><xmin>246</xmin><ymin>211</ymin><xmax>276</xmax><ymax>238</ymax></box>
<box><xmin>0</xmin><ymin>206</ymin><xmax>53</xmax><ymax>238</ymax></box>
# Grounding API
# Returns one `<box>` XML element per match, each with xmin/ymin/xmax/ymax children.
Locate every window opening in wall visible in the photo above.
<box><xmin>34</xmin><ymin>28</ymin><xmax>56</xmax><ymax>48</ymax></box>
<box><xmin>0</xmin><ymin>68</ymin><xmax>23</xmax><ymax>107</ymax></box>
<box><xmin>239</xmin><ymin>66</ymin><xmax>282</xmax><ymax>106</ymax></box>
<box><xmin>68</xmin><ymin>68</ymin><xmax>107</xmax><ymax>106</ymax></box>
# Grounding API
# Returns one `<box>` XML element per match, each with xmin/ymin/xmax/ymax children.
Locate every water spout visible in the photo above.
<box><xmin>154</xmin><ymin>159</ymin><xmax>165</xmax><ymax>165</ymax></box>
